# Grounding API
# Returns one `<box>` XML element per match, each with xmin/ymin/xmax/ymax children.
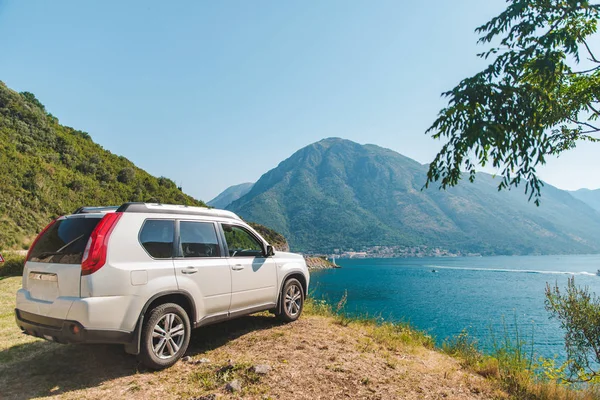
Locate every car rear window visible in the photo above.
<box><xmin>28</xmin><ymin>217</ymin><xmax>102</xmax><ymax>264</ymax></box>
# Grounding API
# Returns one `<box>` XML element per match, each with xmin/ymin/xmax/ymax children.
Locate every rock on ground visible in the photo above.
<box><xmin>225</xmin><ymin>379</ymin><xmax>242</xmax><ymax>393</ymax></box>
<box><xmin>252</xmin><ymin>364</ymin><xmax>271</xmax><ymax>375</ymax></box>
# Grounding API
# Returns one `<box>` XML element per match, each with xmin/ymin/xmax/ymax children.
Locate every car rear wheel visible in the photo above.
<box><xmin>277</xmin><ymin>278</ymin><xmax>304</xmax><ymax>322</ymax></box>
<box><xmin>138</xmin><ymin>303</ymin><xmax>191</xmax><ymax>369</ymax></box>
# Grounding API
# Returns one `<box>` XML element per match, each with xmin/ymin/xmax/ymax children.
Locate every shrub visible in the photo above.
<box><xmin>442</xmin><ymin>329</ymin><xmax>482</xmax><ymax>368</ymax></box>
<box><xmin>68</xmin><ymin>180</ymin><xmax>84</xmax><ymax>192</ymax></box>
<box><xmin>0</xmin><ymin>253</ymin><xmax>25</xmax><ymax>277</ymax></box>
<box><xmin>89</xmin><ymin>154</ymin><xmax>101</xmax><ymax>164</ymax></box>
<box><xmin>16</xmin><ymin>143</ymin><xmax>32</xmax><ymax>154</ymax></box>
<box><xmin>60</xmin><ymin>153</ymin><xmax>74</xmax><ymax>167</ymax></box>
<box><xmin>143</xmin><ymin>179</ymin><xmax>158</xmax><ymax>192</ymax></box>
<box><xmin>117</xmin><ymin>167</ymin><xmax>135</xmax><ymax>184</ymax></box>
<box><xmin>546</xmin><ymin>277</ymin><xmax>600</xmax><ymax>383</ymax></box>
<box><xmin>130</xmin><ymin>186</ymin><xmax>143</xmax><ymax>202</ymax></box>
<box><xmin>96</xmin><ymin>168</ymin><xmax>113</xmax><ymax>183</ymax></box>
<box><xmin>20</xmin><ymin>91</ymin><xmax>46</xmax><ymax>112</ymax></box>
<box><xmin>76</xmin><ymin>161</ymin><xmax>97</xmax><ymax>175</ymax></box>
<box><xmin>157</xmin><ymin>176</ymin><xmax>176</xmax><ymax>189</ymax></box>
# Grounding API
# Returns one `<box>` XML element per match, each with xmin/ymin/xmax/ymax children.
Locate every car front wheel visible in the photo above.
<box><xmin>138</xmin><ymin>303</ymin><xmax>191</xmax><ymax>369</ymax></box>
<box><xmin>277</xmin><ymin>278</ymin><xmax>304</xmax><ymax>322</ymax></box>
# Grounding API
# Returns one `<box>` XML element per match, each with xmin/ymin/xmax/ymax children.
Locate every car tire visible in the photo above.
<box><xmin>138</xmin><ymin>303</ymin><xmax>191</xmax><ymax>370</ymax></box>
<box><xmin>276</xmin><ymin>278</ymin><xmax>304</xmax><ymax>322</ymax></box>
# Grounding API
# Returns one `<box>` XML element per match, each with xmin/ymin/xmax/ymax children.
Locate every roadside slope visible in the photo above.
<box><xmin>0</xmin><ymin>276</ymin><xmax>502</xmax><ymax>400</ymax></box>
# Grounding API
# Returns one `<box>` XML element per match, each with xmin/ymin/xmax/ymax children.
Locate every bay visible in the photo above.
<box><xmin>310</xmin><ymin>255</ymin><xmax>600</xmax><ymax>361</ymax></box>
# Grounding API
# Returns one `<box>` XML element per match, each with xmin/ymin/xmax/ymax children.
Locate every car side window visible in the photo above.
<box><xmin>179</xmin><ymin>221</ymin><xmax>220</xmax><ymax>258</ymax></box>
<box><xmin>222</xmin><ymin>224</ymin><xmax>264</xmax><ymax>257</ymax></box>
<box><xmin>139</xmin><ymin>219</ymin><xmax>175</xmax><ymax>258</ymax></box>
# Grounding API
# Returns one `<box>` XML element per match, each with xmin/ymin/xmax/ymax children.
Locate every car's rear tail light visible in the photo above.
<box><xmin>81</xmin><ymin>212</ymin><xmax>123</xmax><ymax>276</ymax></box>
<box><xmin>26</xmin><ymin>218</ymin><xmax>59</xmax><ymax>261</ymax></box>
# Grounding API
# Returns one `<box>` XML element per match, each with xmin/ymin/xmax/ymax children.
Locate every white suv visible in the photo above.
<box><xmin>15</xmin><ymin>203</ymin><xmax>309</xmax><ymax>369</ymax></box>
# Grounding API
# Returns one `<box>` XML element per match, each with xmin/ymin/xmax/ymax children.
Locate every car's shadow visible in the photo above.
<box><xmin>0</xmin><ymin>314</ymin><xmax>283</xmax><ymax>400</ymax></box>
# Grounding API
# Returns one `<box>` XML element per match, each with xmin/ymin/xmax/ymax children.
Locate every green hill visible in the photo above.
<box><xmin>248</xmin><ymin>222</ymin><xmax>289</xmax><ymax>252</ymax></box>
<box><xmin>0</xmin><ymin>82</ymin><xmax>205</xmax><ymax>249</ymax></box>
<box><xmin>226</xmin><ymin>138</ymin><xmax>600</xmax><ymax>255</ymax></box>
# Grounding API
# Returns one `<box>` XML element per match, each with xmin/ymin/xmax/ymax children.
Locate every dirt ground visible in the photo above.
<box><xmin>0</xmin><ymin>276</ymin><xmax>506</xmax><ymax>399</ymax></box>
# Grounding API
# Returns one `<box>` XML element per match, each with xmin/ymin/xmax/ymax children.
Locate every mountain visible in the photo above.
<box><xmin>227</xmin><ymin>138</ymin><xmax>600</xmax><ymax>255</ymax></box>
<box><xmin>569</xmin><ymin>188</ymin><xmax>600</xmax><ymax>212</ymax></box>
<box><xmin>208</xmin><ymin>182</ymin><xmax>254</xmax><ymax>209</ymax></box>
<box><xmin>0</xmin><ymin>82</ymin><xmax>205</xmax><ymax>249</ymax></box>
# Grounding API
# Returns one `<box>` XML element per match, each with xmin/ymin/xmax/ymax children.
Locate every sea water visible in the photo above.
<box><xmin>310</xmin><ymin>255</ymin><xmax>600</xmax><ymax>361</ymax></box>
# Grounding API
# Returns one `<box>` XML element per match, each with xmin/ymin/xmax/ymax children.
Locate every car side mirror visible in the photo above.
<box><xmin>265</xmin><ymin>245</ymin><xmax>275</xmax><ymax>257</ymax></box>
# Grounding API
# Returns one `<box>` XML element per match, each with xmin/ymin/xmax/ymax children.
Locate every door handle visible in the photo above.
<box><xmin>231</xmin><ymin>264</ymin><xmax>244</xmax><ymax>271</ymax></box>
<box><xmin>181</xmin><ymin>267</ymin><xmax>198</xmax><ymax>274</ymax></box>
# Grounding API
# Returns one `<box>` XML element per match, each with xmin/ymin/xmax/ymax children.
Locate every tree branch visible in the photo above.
<box><xmin>571</xmin><ymin>65</ymin><xmax>600</xmax><ymax>74</ymax></box>
<box><xmin>579</xmin><ymin>122</ymin><xmax>600</xmax><ymax>131</ymax></box>
<box><xmin>571</xmin><ymin>370</ymin><xmax>600</xmax><ymax>383</ymax></box>
<box><xmin>579</xmin><ymin>129</ymin><xmax>600</xmax><ymax>136</ymax></box>
<box><xmin>566</xmin><ymin>118</ymin><xmax>600</xmax><ymax>132</ymax></box>
<box><xmin>582</xmin><ymin>40</ymin><xmax>600</xmax><ymax>64</ymax></box>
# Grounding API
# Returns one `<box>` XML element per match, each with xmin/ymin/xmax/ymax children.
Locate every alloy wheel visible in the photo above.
<box><xmin>152</xmin><ymin>313</ymin><xmax>185</xmax><ymax>359</ymax></box>
<box><xmin>285</xmin><ymin>284</ymin><xmax>302</xmax><ymax>317</ymax></box>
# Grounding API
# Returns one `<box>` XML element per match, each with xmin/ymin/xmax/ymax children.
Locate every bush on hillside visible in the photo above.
<box><xmin>117</xmin><ymin>168</ymin><xmax>135</xmax><ymax>184</ymax></box>
<box><xmin>0</xmin><ymin>254</ymin><xmax>25</xmax><ymax>277</ymax></box>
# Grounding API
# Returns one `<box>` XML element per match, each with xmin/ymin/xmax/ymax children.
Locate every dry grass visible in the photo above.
<box><xmin>2</xmin><ymin>276</ymin><xmax>598</xmax><ymax>399</ymax></box>
<box><xmin>442</xmin><ymin>328</ymin><xmax>600</xmax><ymax>400</ymax></box>
<box><xmin>0</xmin><ymin>276</ymin><xmax>508</xmax><ymax>399</ymax></box>
<box><xmin>0</xmin><ymin>275</ymin><xmax>56</xmax><ymax>365</ymax></box>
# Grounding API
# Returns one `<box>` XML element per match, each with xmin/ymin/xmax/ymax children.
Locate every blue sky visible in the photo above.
<box><xmin>0</xmin><ymin>0</ymin><xmax>598</xmax><ymax>201</ymax></box>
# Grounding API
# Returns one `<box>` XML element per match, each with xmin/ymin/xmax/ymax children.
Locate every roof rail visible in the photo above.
<box><xmin>116</xmin><ymin>202</ymin><xmax>242</xmax><ymax>220</ymax></box>
<box><xmin>72</xmin><ymin>206</ymin><xmax>120</xmax><ymax>214</ymax></box>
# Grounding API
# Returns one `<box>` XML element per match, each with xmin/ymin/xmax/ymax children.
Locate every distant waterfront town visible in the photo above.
<box><xmin>310</xmin><ymin>245</ymin><xmax>482</xmax><ymax>259</ymax></box>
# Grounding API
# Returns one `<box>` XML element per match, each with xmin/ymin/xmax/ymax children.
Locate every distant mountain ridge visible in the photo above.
<box><xmin>208</xmin><ymin>182</ymin><xmax>254</xmax><ymax>209</ymax></box>
<box><xmin>225</xmin><ymin>138</ymin><xmax>600</xmax><ymax>255</ymax></box>
<box><xmin>569</xmin><ymin>188</ymin><xmax>600</xmax><ymax>212</ymax></box>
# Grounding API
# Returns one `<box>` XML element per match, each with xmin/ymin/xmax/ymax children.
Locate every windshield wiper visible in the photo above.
<box><xmin>33</xmin><ymin>235</ymin><xmax>86</xmax><ymax>260</ymax></box>
<box><xmin>34</xmin><ymin>251</ymin><xmax>71</xmax><ymax>260</ymax></box>
<box><xmin>56</xmin><ymin>234</ymin><xmax>85</xmax><ymax>253</ymax></box>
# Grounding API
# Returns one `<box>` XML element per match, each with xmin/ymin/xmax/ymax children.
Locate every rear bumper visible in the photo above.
<box><xmin>15</xmin><ymin>309</ymin><xmax>133</xmax><ymax>345</ymax></box>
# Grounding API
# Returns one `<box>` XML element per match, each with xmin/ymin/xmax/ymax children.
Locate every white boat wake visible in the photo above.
<box><xmin>426</xmin><ymin>266</ymin><xmax>596</xmax><ymax>276</ymax></box>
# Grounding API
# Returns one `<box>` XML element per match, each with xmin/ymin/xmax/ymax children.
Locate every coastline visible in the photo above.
<box><xmin>304</xmin><ymin>256</ymin><xmax>339</xmax><ymax>270</ymax></box>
